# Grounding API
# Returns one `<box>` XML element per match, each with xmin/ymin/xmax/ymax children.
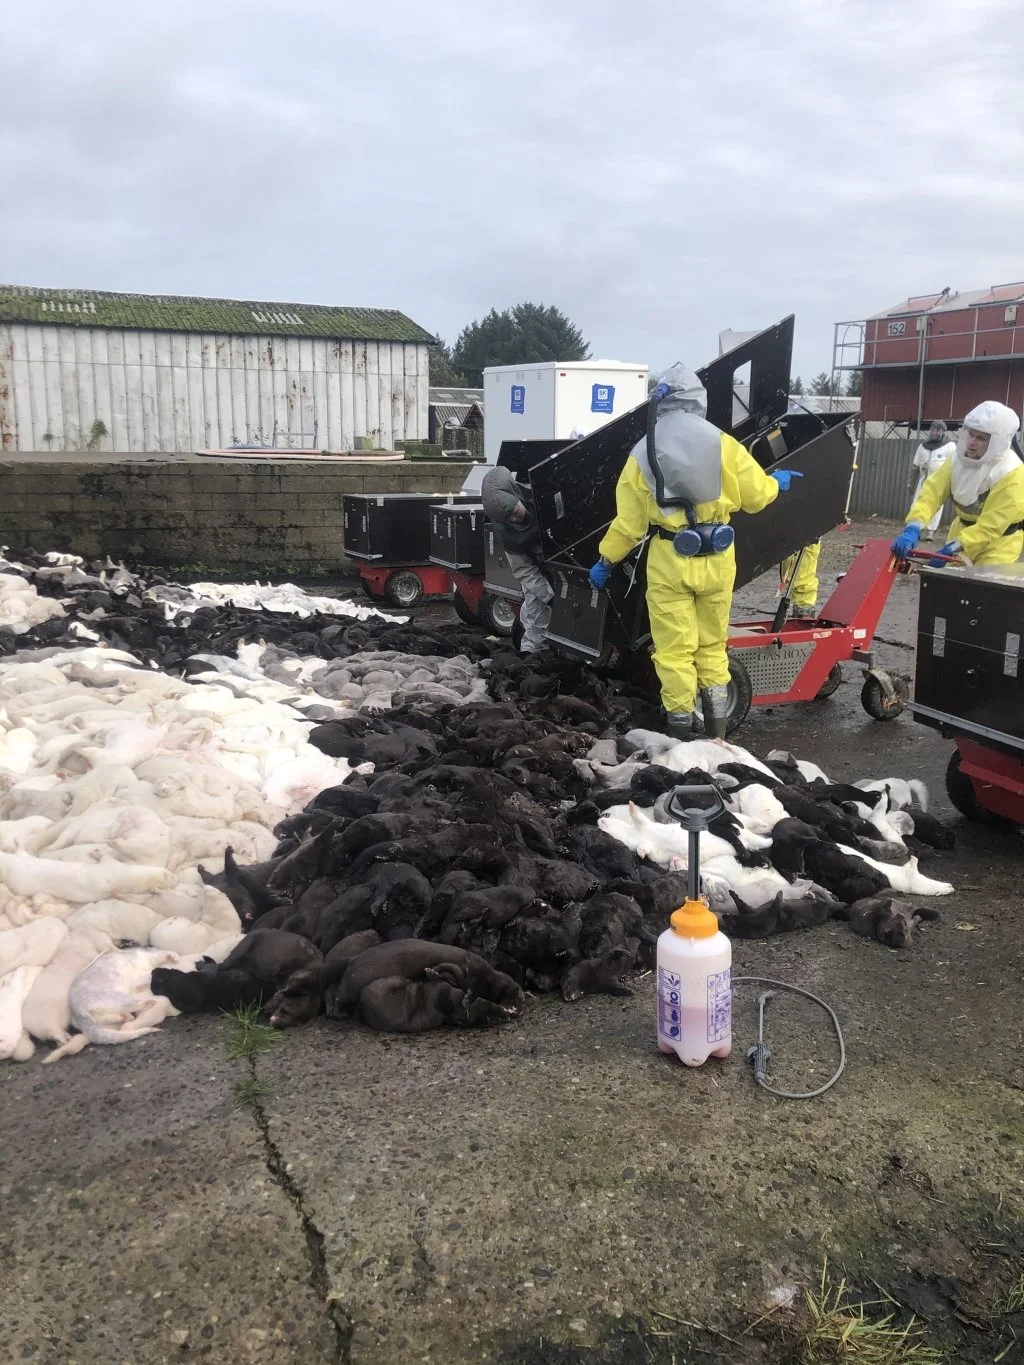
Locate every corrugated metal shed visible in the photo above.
<box><xmin>0</xmin><ymin>286</ymin><xmax>434</xmax><ymax>452</ymax></box>
<box><xmin>428</xmin><ymin>386</ymin><xmax>484</xmax><ymax>407</ymax></box>
<box><xmin>428</xmin><ymin>386</ymin><xmax>484</xmax><ymax>442</ymax></box>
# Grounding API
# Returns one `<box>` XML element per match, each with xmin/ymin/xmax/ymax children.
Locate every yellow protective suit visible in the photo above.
<box><xmin>779</xmin><ymin>541</ymin><xmax>821</xmax><ymax>609</ymax></box>
<box><xmin>598</xmin><ymin>437</ymin><xmax>779</xmax><ymax>715</ymax></box>
<box><xmin>908</xmin><ymin>459</ymin><xmax>1024</xmax><ymax>566</ymax></box>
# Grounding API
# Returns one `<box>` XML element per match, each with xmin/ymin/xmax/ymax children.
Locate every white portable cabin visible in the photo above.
<box><xmin>462</xmin><ymin>359</ymin><xmax>648</xmax><ymax>491</ymax></box>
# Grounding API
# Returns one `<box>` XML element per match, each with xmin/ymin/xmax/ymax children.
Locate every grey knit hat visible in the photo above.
<box><xmin>480</xmin><ymin>466</ymin><xmax>524</xmax><ymax>524</ymax></box>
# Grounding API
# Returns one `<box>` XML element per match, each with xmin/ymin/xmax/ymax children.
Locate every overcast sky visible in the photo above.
<box><xmin>2</xmin><ymin>0</ymin><xmax>1022</xmax><ymax>382</ymax></box>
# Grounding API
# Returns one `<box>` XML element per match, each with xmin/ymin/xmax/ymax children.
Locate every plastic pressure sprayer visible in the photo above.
<box><xmin>656</xmin><ymin>785</ymin><xmax>733</xmax><ymax>1066</ymax></box>
<box><xmin>656</xmin><ymin>784</ymin><xmax>847</xmax><ymax>1098</ymax></box>
<box><xmin>646</xmin><ymin>382</ymin><xmax>735</xmax><ymax>558</ymax></box>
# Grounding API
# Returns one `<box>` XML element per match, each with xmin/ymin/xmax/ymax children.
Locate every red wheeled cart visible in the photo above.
<box><xmin>722</xmin><ymin>536</ymin><xmax>909</xmax><ymax>732</ymax></box>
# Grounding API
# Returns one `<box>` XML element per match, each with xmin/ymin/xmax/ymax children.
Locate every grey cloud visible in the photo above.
<box><xmin>1</xmin><ymin>0</ymin><xmax>1021</xmax><ymax>380</ymax></box>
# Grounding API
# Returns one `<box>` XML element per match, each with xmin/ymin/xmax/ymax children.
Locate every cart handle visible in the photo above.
<box><xmin>895</xmin><ymin>548</ymin><xmax>961</xmax><ymax>573</ymax></box>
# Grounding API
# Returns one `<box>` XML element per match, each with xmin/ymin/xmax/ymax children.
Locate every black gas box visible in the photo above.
<box><xmin>429</xmin><ymin>503</ymin><xmax>487</xmax><ymax>574</ymax></box>
<box><xmin>483</xmin><ymin>526</ymin><xmax>523</xmax><ymax>601</ymax></box>
<box><xmin>545</xmin><ymin>559</ymin><xmax>652</xmax><ymax>660</ymax></box>
<box><xmin>342</xmin><ymin>493</ymin><xmax>476</xmax><ymax>565</ymax></box>
<box><xmin>912</xmin><ymin>563</ymin><xmax>1024</xmax><ymax>745</ymax></box>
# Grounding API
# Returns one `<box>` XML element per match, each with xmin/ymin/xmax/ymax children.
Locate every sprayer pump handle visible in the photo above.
<box><xmin>666</xmin><ymin>784</ymin><xmax>725</xmax><ymax>830</ymax></box>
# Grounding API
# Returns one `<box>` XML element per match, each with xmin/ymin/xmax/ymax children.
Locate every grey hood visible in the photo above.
<box><xmin>481</xmin><ymin>466</ymin><xmax>526</xmax><ymax>524</ymax></box>
<box><xmin>631</xmin><ymin>362</ymin><xmax>723</xmax><ymax>511</ymax></box>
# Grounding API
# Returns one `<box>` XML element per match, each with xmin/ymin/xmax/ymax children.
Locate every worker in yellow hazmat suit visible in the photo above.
<box><xmin>588</xmin><ymin>364</ymin><xmax>801</xmax><ymax>739</ymax></box>
<box><xmin>779</xmin><ymin>540</ymin><xmax>821</xmax><ymax>617</ymax></box>
<box><xmin>892</xmin><ymin>401</ymin><xmax>1024</xmax><ymax>567</ymax></box>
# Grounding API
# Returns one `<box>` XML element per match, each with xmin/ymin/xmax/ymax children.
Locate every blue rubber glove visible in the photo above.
<box><xmin>771</xmin><ymin>469</ymin><xmax>804</xmax><ymax>493</ymax></box>
<box><xmin>927</xmin><ymin>541</ymin><xmax>961</xmax><ymax>567</ymax></box>
<box><xmin>891</xmin><ymin>525</ymin><xmax>922</xmax><ymax>560</ymax></box>
<box><xmin>588</xmin><ymin>559</ymin><xmax>611</xmax><ymax>590</ymax></box>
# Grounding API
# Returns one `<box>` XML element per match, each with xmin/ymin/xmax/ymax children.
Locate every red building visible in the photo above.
<box><xmin>841</xmin><ymin>283</ymin><xmax>1024</xmax><ymax>432</ymax></box>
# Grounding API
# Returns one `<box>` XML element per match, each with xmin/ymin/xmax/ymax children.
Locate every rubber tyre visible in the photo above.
<box><xmin>722</xmin><ymin>652</ymin><xmax>754</xmax><ymax>736</ymax></box>
<box><xmin>861</xmin><ymin>673</ymin><xmax>908</xmax><ymax>721</ymax></box>
<box><xmin>944</xmin><ymin>749</ymin><xmax>1008</xmax><ymax>826</ymax></box>
<box><xmin>452</xmin><ymin>590</ymin><xmax>479</xmax><ymax>626</ymax></box>
<box><xmin>815</xmin><ymin>663</ymin><xmax>843</xmax><ymax>700</ymax></box>
<box><xmin>478</xmin><ymin>593</ymin><xmax>516</xmax><ymax>637</ymax></box>
<box><xmin>384</xmin><ymin>570</ymin><xmax>424</xmax><ymax>609</ymax></box>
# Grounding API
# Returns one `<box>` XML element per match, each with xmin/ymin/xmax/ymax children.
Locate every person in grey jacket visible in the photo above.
<box><xmin>480</xmin><ymin>466</ymin><xmax>553</xmax><ymax>654</ymax></box>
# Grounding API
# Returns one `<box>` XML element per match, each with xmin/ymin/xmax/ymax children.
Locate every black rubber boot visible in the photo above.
<box><xmin>700</xmin><ymin>685</ymin><xmax>730</xmax><ymax>740</ymax></box>
<box><xmin>665</xmin><ymin>711</ymin><xmax>695</xmax><ymax>740</ymax></box>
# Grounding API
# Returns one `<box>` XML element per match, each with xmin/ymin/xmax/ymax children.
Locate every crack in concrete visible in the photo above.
<box><xmin>245</xmin><ymin>1057</ymin><xmax>354</xmax><ymax>1363</ymax></box>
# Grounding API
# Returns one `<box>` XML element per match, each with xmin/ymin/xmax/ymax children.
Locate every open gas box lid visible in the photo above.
<box><xmin>508</xmin><ymin>316</ymin><xmax>857</xmax><ymax>659</ymax></box>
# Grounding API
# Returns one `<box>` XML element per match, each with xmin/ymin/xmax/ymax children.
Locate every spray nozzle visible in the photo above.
<box><xmin>651</xmin><ymin>382</ymin><xmax>671</xmax><ymax>402</ymax></box>
<box><xmin>665</xmin><ymin>784</ymin><xmax>726</xmax><ymax>829</ymax></box>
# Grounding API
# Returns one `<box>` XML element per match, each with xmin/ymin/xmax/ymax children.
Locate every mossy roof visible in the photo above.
<box><xmin>0</xmin><ymin>285</ymin><xmax>437</xmax><ymax>344</ymax></box>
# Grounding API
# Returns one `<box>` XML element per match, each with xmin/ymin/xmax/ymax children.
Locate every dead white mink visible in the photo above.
<box><xmin>42</xmin><ymin>947</ymin><xmax>181</xmax><ymax>1064</ymax></box>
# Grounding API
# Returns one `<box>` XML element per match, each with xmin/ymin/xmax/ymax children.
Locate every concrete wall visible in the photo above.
<box><xmin>0</xmin><ymin>454</ymin><xmax>472</xmax><ymax>574</ymax></box>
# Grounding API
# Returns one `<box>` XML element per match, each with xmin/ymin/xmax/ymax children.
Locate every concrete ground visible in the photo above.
<box><xmin>2</xmin><ymin>522</ymin><xmax>1023</xmax><ymax>1365</ymax></box>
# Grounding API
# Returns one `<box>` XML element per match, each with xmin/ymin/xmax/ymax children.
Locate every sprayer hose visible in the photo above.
<box><xmin>732</xmin><ymin>976</ymin><xmax>846</xmax><ymax>1100</ymax></box>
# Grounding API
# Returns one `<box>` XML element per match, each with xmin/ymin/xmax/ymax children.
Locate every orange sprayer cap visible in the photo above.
<box><xmin>669</xmin><ymin>898</ymin><xmax>719</xmax><ymax>939</ymax></box>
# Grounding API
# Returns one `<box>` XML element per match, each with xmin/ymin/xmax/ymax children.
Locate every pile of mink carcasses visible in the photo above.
<box><xmin>152</xmin><ymin>644</ymin><xmax>957</xmax><ymax>1038</ymax></box>
<box><xmin>2</xmin><ymin>551</ymin><xmax>957</xmax><ymax>1038</ymax></box>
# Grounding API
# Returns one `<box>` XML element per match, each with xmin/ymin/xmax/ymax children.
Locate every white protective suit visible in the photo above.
<box><xmin>910</xmin><ymin>432</ymin><xmax>956</xmax><ymax>534</ymax></box>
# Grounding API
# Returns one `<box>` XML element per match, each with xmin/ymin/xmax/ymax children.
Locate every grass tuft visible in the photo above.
<box><xmin>794</xmin><ymin>1262</ymin><xmax>945</xmax><ymax>1364</ymax></box>
<box><xmin>1004</xmin><ymin>1273</ymin><xmax>1024</xmax><ymax>1316</ymax></box>
<box><xmin>224</xmin><ymin>1003</ymin><xmax>280</xmax><ymax>1062</ymax></box>
<box><xmin>233</xmin><ymin>1074</ymin><xmax>273</xmax><ymax>1110</ymax></box>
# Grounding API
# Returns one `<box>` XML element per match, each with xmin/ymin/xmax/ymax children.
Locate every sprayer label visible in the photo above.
<box><xmin>657</xmin><ymin>967</ymin><xmax>682</xmax><ymax>1040</ymax></box>
<box><xmin>707</xmin><ymin>968</ymin><xmax>731</xmax><ymax>1044</ymax></box>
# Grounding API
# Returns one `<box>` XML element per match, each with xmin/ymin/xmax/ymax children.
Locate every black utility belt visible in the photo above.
<box><xmin>956</xmin><ymin>517</ymin><xmax>1024</xmax><ymax>536</ymax></box>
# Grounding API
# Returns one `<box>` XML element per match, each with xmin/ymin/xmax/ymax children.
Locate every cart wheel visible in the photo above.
<box><xmin>944</xmin><ymin>749</ymin><xmax>1006</xmax><ymax>825</ymax></box>
<box><xmin>384</xmin><ymin>570</ymin><xmax>424</xmax><ymax>609</ymax></box>
<box><xmin>861</xmin><ymin>672</ymin><xmax>908</xmax><ymax>721</ymax></box>
<box><xmin>511</xmin><ymin>616</ymin><xmax>525</xmax><ymax>653</ymax></box>
<box><xmin>452</xmin><ymin>590</ymin><xmax>479</xmax><ymax>626</ymax></box>
<box><xmin>723</xmin><ymin>653</ymin><xmax>754</xmax><ymax>736</ymax></box>
<box><xmin>361</xmin><ymin>579</ymin><xmax>385</xmax><ymax>601</ymax></box>
<box><xmin>478</xmin><ymin>593</ymin><xmax>516</xmax><ymax>637</ymax></box>
<box><xmin>815</xmin><ymin>663</ymin><xmax>843</xmax><ymax>700</ymax></box>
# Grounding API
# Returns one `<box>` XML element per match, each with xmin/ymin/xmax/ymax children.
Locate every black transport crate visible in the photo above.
<box><xmin>429</xmin><ymin>503</ymin><xmax>487</xmax><ymax>574</ymax></box>
<box><xmin>545</xmin><ymin>560</ymin><xmax>652</xmax><ymax>658</ymax></box>
<box><xmin>342</xmin><ymin>493</ymin><xmax>477</xmax><ymax>565</ymax></box>
<box><xmin>483</xmin><ymin>525</ymin><xmax>523</xmax><ymax>602</ymax></box>
<box><xmin>912</xmin><ymin>563</ymin><xmax>1024</xmax><ymax>748</ymax></box>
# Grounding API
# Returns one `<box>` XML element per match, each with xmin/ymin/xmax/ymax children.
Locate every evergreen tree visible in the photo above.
<box><xmin>428</xmin><ymin>342</ymin><xmax>466</xmax><ymax>388</ymax></box>
<box><xmin>845</xmin><ymin>369</ymin><xmax>862</xmax><ymax>397</ymax></box>
<box><xmin>450</xmin><ymin>303</ymin><xmax>589</xmax><ymax>386</ymax></box>
<box><xmin>790</xmin><ymin>375</ymin><xmax>805</xmax><ymax>396</ymax></box>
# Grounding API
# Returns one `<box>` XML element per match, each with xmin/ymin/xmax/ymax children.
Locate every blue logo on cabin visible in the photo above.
<box><xmin>510</xmin><ymin>384</ymin><xmax>526</xmax><ymax>414</ymax></box>
<box><xmin>591</xmin><ymin>383</ymin><xmax>614</xmax><ymax>414</ymax></box>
